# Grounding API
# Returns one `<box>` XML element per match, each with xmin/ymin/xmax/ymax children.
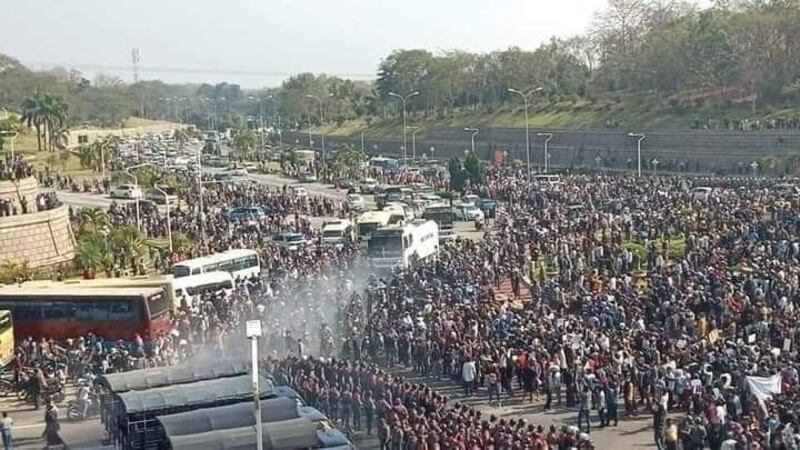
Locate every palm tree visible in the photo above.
<box><xmin>0</xmin><ymin>259</ymin><xmax>33</xmax><ymax>284</ymax></box>
<box><xmin>21</xmin><ymin>93</ymin><xmax>69</xmax><ymax>152</ymax></box>
<box><xmin>41</xmin><ymin>94</ymin><xmax>69</xmax><ymax>152</ymax></box>
<box><xmin>21</xmin><ymin>93</ymin><xmax>46</xmax><ymax>151</ymax></box>
<box><xmin>332</xmin><ymin>144</ymin><xmax>368</xmax><ymax>179</ymax></box>
<box><xmin>232</xmin><ymin>130</ymin><xmax>257</xmax><ymax>158</ymax></box>
<box><xmin>110</xmin><ymin>225</ymin><xmax>146</xmax><ymax>272</ymax></box>
<box><xmin>173</xmin><ymin>128</ymin><xmax>191</xmax><ymax>151</ymax></box>
<box><xmin>75</xmin><ymin>233</ymin><xmax>113</xmax><ymax>275</ymax></box>
<box><xmin>77</xmin><ymin>207</ymin><xmax>109</xmax><ymax>233</ymax></box>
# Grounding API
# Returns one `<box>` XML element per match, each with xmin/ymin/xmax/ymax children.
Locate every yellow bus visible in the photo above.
<box><xmin>0</xmin><ymin>310</ymin><xmax>14</xmax><ymax>367</ymax></box>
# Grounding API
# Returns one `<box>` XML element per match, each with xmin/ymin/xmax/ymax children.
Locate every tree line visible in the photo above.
<box><xmin>1</xmin><ymin>0</ymin><xmax>799</xmax><ymax>134</ymax></box>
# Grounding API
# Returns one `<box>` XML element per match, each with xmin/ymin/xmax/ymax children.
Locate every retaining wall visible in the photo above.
<box><xmin>283</xmin><ymin>127</ymin><xmax>800</xmax><ymax>174</ymax></box>
<box><xmin>0</xmin><ymin>178</ymin><xmax>75</xmax><ymax>268</ymax></box>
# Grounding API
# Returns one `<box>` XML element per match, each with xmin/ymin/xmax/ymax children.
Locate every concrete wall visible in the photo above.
<box><xmin>283</xmin><ymin>127</ymin><xmax>800</xmax><ymax>174</ymax></box>
<box><xmin>0</xmin><ymin>177</ymin><xmax>37</xmax><ymax>214</ymax></box>
<box><xmin>0</xmin><ymin>204</ymin><xmax>75</xmax><ymax>268</ymax></box>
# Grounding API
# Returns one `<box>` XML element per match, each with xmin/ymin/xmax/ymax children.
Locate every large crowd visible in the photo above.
<box><xmin>7</xmin><ymin>157</ymin><xmax>800</xmax><ymax>450</ymax></box>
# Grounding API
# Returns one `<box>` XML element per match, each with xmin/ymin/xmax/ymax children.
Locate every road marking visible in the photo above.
<box><xmin>14</xmin><ymin>421</ymin><xmax>45</xmax><ymax>430</ymax></box>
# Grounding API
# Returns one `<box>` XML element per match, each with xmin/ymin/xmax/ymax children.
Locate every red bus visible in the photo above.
<box><xmin>0</xmin><ymin>287</ymin><xmax>171</xmax><ymax>341</ymax></box>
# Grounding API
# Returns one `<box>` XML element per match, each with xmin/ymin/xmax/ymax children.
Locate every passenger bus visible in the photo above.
<box><xmin>292</xmin><ymin>149</ymin><xmax>316</xmax><ymax>163</ymax></box>
<box><xmin>169</xmin><ymin>249</ymin><xmax>260</xmax><ymax>280</ymax></box>
<box><xmin>355</xmin><ymin>210</ymin><xmax>402</xmax><ymax>241</ymax></box>
<box><xmin>422</xmin><ymin>204</ymin><xmax>455</xmax><ymax>232</ymax></box>
<box><xmin>17</xmin><ymin>276</ymin><xmax>181</xmax><ymax>310</ymax></box>
<box><xmin>368</xmin><ymin>219</ymin><xmax>439</xmax><ymax>268</ymax></box>
<box><xmin>0</xmin><ymin>310</ymin><xmax>14</xmax><ymax>367</ymax></box>
<box><xmin>369</xmin><ymin>157</ymin><xmax>399</xmax><ymax>172</ymax></box>
<box><xmin>0</xmin><ymin>288</ymin><xmax>171</xmax><ymax>341</ymax></box>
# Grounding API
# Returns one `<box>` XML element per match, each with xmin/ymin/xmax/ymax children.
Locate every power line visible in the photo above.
<box><xmin>21</xmin><ymin>59</ymin><xmax>376</xmax><ymax>79</ymax></box>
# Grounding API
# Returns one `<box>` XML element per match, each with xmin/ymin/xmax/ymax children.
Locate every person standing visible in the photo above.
<box><xmin>0</xmin><ymin>412</ymin><xmax>13</xmax><ymax>449</ymax></box>
<box><xmin>462</xmin><ymin>356</ymin><xmax>476</xmax><ymax>397</ymax></box>
<box><xmin>578</xmin><ymin>386</ymin><xmax>592</xmax><ymax>433</ymax></box>
<box><xmin>652</xmin><ymin>402</ymin><xmax>667</xmax><ymax>450</ymax></box>
<box><xmin>606</xmin><ymin>384</ymin><xmax>619</xmax><ymax>427</ymax></box>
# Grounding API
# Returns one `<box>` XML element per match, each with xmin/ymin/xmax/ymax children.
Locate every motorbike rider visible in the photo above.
<box><xmin>75</xmin><ymin>380</ymin><xmax>91</xmax><ymax>420</ymax></box>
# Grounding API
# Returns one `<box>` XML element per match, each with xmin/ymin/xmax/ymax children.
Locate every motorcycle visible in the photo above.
<box><xmin>66</xmin><ymin>395</ymin><xmax>99</xmax><ymax>421</ymax></box>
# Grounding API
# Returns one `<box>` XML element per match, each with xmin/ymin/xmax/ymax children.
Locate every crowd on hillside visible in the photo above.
<box><xmin>10</xmin><ymin>162</ymin><xmax>800</xmax><ymax>450</ymax></box>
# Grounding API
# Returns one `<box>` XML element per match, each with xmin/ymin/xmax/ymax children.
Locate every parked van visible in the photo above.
<box><xmin>320</xmin><ymin>220</ymin><xmax>354</xmax><ymax>246</ymax></box>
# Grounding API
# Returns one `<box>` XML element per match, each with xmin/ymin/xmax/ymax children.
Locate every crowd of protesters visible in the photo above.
<box><xmin>9</xmin><ymin>154</ymin><xmax>800</xmax><ymax>449</ymax></box>
<box><xmin>0</xmin><ymin>154</ymin><xmax>34</xmax><ymax>182</ymax></box>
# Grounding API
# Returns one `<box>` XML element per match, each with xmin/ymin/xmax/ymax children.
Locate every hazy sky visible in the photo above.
<box><xmin>1</xmin><ymin>0</ymin><xmax>607</xmax><ymax>89</ymax></box>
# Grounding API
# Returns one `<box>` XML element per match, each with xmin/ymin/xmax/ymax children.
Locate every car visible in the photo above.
<box><xmin>290</xmin><ymin>186</ymin><xmax>308</xmax><ymax>198</ymax></box>
<box><xmin>299</xmin><ymin>171</ymin><xmax>318</xmax><ymax>183</ymax></box>
<box><xmin>223</xmin><ymin>165</ymin><xmax>248</xmax><ymax>177</ymax></box>
<box><xmin>360</xmin><ymin>178</ymin><xmax>379</xmax><ymax>194</ymax></box>
<box><xmin>454</xmin><ymin>203</ymin><xmax>485</xmax><ymax>221</ymax></box>
<box><xmin>228</xmin><ymin>206</ymin><xmax>266</xmax><ymax>222</ymax></box>
<box><xmin>134</xmin><ymin>199</ymin><xmax>158</xmax><ymax>214</ymax></box>
<box><xmin>335</xmin><ymin>178</ymin><xmax>353</xmax><ymax>189</ymax></box>
<box><xmin>462</xmin><ymin>194</ymin><xmax>480</xmax><ymax>207</ymax></box>
<box><xmin>110</xmin><ymin>184</ymin><xmax>143</xmax><ymax>199</ymax></box>
<box><xmin>346</xmin><ymin>194</ymin><xmax>366</xmax><ymax>211</ymax></box>
<box><xmin>477</xmin><ymin>198</ymin><xmax>498</xmax><ymax>218</ymax></box>
<box><xmin>146</xmin><ymin>187</ymin><xmax>178</xmax><ymax>205</ymax></box>
<box><xmin>213</xmin><ymin>172</ymin><xmax>233</xmax><ymax>182</ymax></box>
<box><xmin>272</xmin><ymin>231</ymin><xmax>310</xmax><ymax>251</ymax></box>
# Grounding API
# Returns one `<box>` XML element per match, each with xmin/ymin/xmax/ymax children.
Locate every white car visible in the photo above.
<box><xmin>291</xmin><ymin>186</ymin><xmax>308</xmax><ymax>198</ymax></box>
<box><xmin>360</xmin><ymin>178</ymin><xmax>379</xmax><ymax>194</ymax></box>
<box><xmin>454</xmin><ymin>203</ymin><xmax>484</xmax><ymax>221</ymax></box>
<box><xmin>223</xmin><ymin>166</ymin><xmax>248</xmax><ymax>177</ymax></box>
<box><xmin>111</xmin><ymin>184</ymin><xmax>143</xmax><ymax>199</ymax></box>
<box><xmin>346</xmin><ymin>194</ymin><xmax>366</xmax><ymax>211</ymax></box>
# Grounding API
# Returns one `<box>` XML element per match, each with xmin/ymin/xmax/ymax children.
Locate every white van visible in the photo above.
<box><xmin>172</xmin><ymin>271</ymin><xmax>236</xmax><ymax>308</ymax></box>
<box><xmin>692</xmin><ymin>187</ymin><xmax>712</xmax><ymax>201</ymax></box>
<box><xmin>320</xmin><ymin>219</ymin><xmax>354</xmax><ymax>246</ymax></box>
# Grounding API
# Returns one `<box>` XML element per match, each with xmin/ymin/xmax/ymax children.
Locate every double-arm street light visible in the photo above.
<box><xmin>306</xmin><ymin>93</ymin><xmax>333</xmax><ymax>169</ymax></box>
<box><xmin>464</xmin><ymin>127</ymin><xmax>479</xmax><ymax>154</ymax></box>
<box><xmin>122</xmin><ymin>162</ymin><xmax>153</xmax><ymax>233</ymax></box>
<box><xmin>537</xmin><ymin>132</ymin><xmax>553</xmax><ymax>173</ymax></box>
<box><xmin>249</xmin><ymin>95</ymin><xmax>273</xmax><ymax>152</ymax></box>
<box><xmin>507</xmin><ymin>87</ymin><xmax>543</xmax><ymax>179</ymax></box>
<box><xmin>388</xmin><ymin>91</ymin><xmax>420</xmax><ymax>163</ymax></box>
<box><xmin>628</xmin><ymin>133</ymin><xmax>646</xmax><ymax>177</ymax></box>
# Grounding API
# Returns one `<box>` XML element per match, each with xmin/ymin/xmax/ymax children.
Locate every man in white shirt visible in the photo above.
<box><xmin>462</xmin><ymin>358</ymin><xmax>477</xmax><ymax>397</ymax></box>
<box><xmin>0</xmin><ymin>411</ymin><xmax>12</xmax><ymax>449</ymax></box>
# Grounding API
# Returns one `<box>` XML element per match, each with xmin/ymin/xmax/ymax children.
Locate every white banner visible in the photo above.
<box><xmin>746</xmin><ymin>374</ymin><xmax>782</xmax><ymax>412</ymax></box>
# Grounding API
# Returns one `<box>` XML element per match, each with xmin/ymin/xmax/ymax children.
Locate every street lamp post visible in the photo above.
<box><xmin>123</xmin><ymin>163</ymin><xmax>152</xmax><ymax>233</ymax></box>
<box><xmin>245</xmin><ymin>320</ymin><xmax>263</xmax><ymax>450</ymax></box>
<box><xmin>406</xmin><ymin>126</ymin><xmax>419</xmax><ymax>161</ymax></box>
<box><xmin>750</xmin><ymin>161</ymin><xmax>759</xmax><ymax>177</ymax></box>
<box><xmin>507</xmin><ymin>87</ymin><xmax>543</xmax><ymax>180</ymax></box>
<box><xmin>153</xmin><ymin>183</ymin><xmax>173</xmax><ymax>253</ymax></box>
<box><xmin>306</xmin><ymin>94</ymin><xmax>332</xmax><ymax>171</ymax></box>
<box><xmin>537</xmin><ymin>133</ymin><xmax>553</xmax><ymax>174</ymax></box>
<box><xmin>360</xmin><ymin>131</ymin><xmax>365</xmax><ymax>152</ymax></box>
<box><xmin>388</xmin><ymin>91</ymin><xmax>420</xmax><ymax>163</ymax></box>
<box><xmin>196</xmin><ymin>147</ymin><xmax>206</xmax><ymax>248</ymax></box>
<box><xmin>464</xmin><ymin>128</ymin><xmax>479</xmax><ymax>154</ymax></box>
<box><xmin>628</xmin><ymin>133</ymin><xmax>646</xmax><ymax>177</ymax></box>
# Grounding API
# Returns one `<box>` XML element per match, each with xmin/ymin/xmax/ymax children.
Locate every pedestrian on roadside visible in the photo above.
<box><xmin>42</xmin><ymin>401</ymin><xmax>60</xmax><ymax>447</ymax></box>
<box><xmin>0</xmin><ymin>412</ymin><xmax>13</xmax><ymax>449</ymax></box>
